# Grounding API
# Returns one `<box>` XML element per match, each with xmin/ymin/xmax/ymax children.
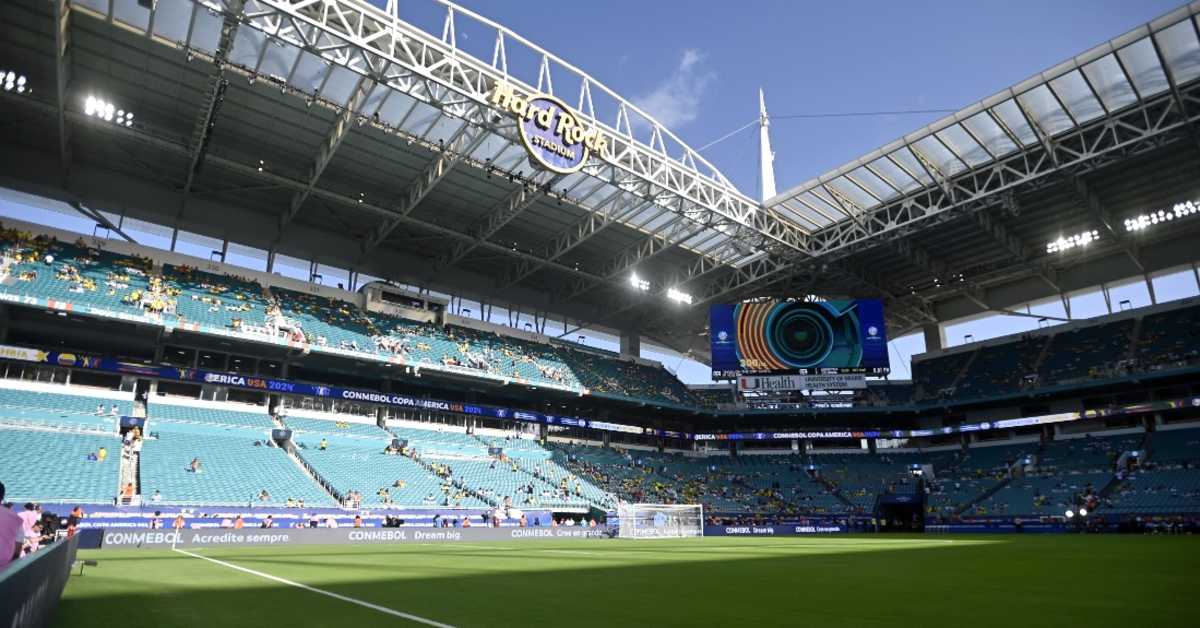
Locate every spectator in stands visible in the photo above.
<box><xmin>95</xmin><ymin>403</ymin><xmax>105</xmax><ymax>416</ymax></box>
<box><xmin>97</xmin><ymin>447</ymin><xmax>108</xmax><ymax>463</ymax></box>
<box><xmin>258</xmin><ymin>489</ymin><xmax>270</xmax><ymax>502</ymax></box>
<box><xmin>121</xmin><ymin>482</ymin><xmax>135</xmax><ymax>503</ymax></box>
<box><xmin>110</xmin><ymin>404</ymin><xmax>119</xmax><ymax>416</ymax></box>
<box><xmin>0</xmin><ymin>485</ymin><xmax>22</xmax><ymax>571</ymax></box>
<box><xmin>151</xmin><ymin>490</ymin><xmax>162</xmax><ymax>503</ymax></box>
<box><xmin>18</xmin><ymin>503</ymin><xmax>40</xmax><ymax>554</ymax></box>
<box><xmin>319</xmin><ymin>438</ymin><xmax>328</xmax><ymax>451</ymax></box>
<box><xmin>190</xmin><ymin>457</ymin><xmax>202</xmax><ymax>474</ymax></box>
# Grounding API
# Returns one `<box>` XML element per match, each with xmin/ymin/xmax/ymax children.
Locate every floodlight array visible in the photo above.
<box><xmin>629</xmin><ymin>273</ymin><xmax>650</xmax><ymax>292</ymax></box>
<box><xmin>85</xmin><ymin>95</ymin><xmax>134</xmax><ymax>127</ymax></box>
<box><xmin>667</xmin><ymin>287</ymin><xmax>694</xmax><ymax>305</ymax></box>
<box><xmin>2</xmin><ymin>71</ymin><xmax>27</xmax><ymax>94</ymax></box>
<box><xmin>1045</xmin><ymin>230</ymin><xmax>1100</xmax><ymax>254</ymax></box>
<box><xmin>1124</xmin><ymin>201</ymin><xmax>1200</xmax><ymax>232</ymax></box>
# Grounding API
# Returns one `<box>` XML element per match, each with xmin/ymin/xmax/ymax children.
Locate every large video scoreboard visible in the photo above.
<box><xmin>709</xmin><ymin>299</ymin><xmax>889</xmax><ymax>380</ymax></box>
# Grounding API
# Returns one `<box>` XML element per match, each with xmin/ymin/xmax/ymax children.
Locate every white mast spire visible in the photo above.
<box><xmin>758</xmin><ymin>88</ymin><xmax>777</xmax><ymax>202</ymax></box>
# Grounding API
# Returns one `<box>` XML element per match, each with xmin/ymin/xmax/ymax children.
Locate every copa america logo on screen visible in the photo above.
<box><xmin>490</xmin><ymin>81</ymin><xmax>610</xmax><ymax>174</ymax></box>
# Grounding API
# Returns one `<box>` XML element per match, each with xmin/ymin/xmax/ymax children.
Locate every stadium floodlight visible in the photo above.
<box><xmin>85</xmin><ymin>95</ymin><xmax>133</xmax><ymax>126</ymax></box>
<box><xmin>1046</xmin><ymin>229</ymin><xmax>1100</xmax><ymax>254</ymax></box>
<box><xmin>1125</xmin><ymin>200</ymin><xmax>1199</xmax><ymax>232</ymax></box>
<box><xmin>2</xmin><ymin>71</ymin><xmax>27</xmax><ymax>94</ymax></box>
<box><xmin>617</xmin><ymin>503</ymin><xmax>703</xmax><ymax>539</ymax></box>
<box><xmin>1078</xmin><ymin>508</ymin><xmax>1088</xmax><ymax>517</ymax></box>
<box><xmin>667</xmin><ymin>287</ymin><xmax>693</xmax><ymax>305</ymax></box>
<box><xmin>1065</xmin><ymin>510</ymin><xmax>1075</xmax><ymax>518</ymax></box>
<box><xmin>629</xmin><ymin>272</ymin><xmax>649</xmax><ymax>291</ymax></box>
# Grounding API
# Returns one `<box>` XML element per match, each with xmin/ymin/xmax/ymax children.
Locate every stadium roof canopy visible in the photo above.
<box><xmin>3</xmin><ymin>0</ymin><xmax>1200</xmax><ymax>362</ymax></box>
<box><xmin>751</xmin><ymin>2</ymin><xmax>1200</xmax><ymax>345</ymax></box>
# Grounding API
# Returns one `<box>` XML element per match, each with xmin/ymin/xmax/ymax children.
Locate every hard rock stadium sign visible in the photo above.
<box><xmin>490</xmin><ymin>82</ymin><xmax>610</xmax><ymax>174</ymax></box>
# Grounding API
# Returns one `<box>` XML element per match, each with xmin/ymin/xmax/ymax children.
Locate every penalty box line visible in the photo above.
<box><xmin>172</xmin><ymin>548</ymin><xmax>455</xmax><ymax>628</ymax></box>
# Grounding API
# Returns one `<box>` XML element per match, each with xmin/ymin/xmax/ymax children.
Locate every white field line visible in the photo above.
<box><xmin>172</xmin><ymin>548</ymin><xmax>456</xmax><ymax>628</ymax></box>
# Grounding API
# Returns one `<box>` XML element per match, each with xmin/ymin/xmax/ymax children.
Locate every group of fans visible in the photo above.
<box><xmin>0</xmin><ymin>481</ymin><xmax>83</xmax><ymax>573</ymax></box>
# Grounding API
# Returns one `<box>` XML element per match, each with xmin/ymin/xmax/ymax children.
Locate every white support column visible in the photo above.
<box><xmin>758</xmin><ymin>88</ymin><xmax>777</xmax><ymax>202</ymax></box>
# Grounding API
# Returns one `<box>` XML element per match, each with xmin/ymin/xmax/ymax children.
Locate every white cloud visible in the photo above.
<box><xmin>632</xmin><ymin>49</ymin><xmax>715</xmax><ymax>129</ymax></box>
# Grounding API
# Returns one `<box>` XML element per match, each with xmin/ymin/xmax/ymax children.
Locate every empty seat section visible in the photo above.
<box><xmin>149</xmin><ymin>402</ymin><xmax>273</xmax><ymax>429</ymax></box>
<box><xmin>1039</xmin><ymin>319</ymin><xmax>1134</xmax><ymax>384</ymax></box>
<box><xmin>139</xmin><ymin>425</ymin><xmax>332</xmax><ymax>507</ymax></box>
<box><xmin>284</xmin><ymin>415</ymin><xmax>390</xmax><ymax>439</ymax></box>
<box><xmin>296</xmin><ymin>439</ymin><xmax>485</xmax><ymax>508</ymax></box>
<box><xmin>0</xmin><ymin>387</ymin><xmax>130</xmax><ymax>431</ymax></box>
<box><xmin>0</xmin><ymin>428</ymin><xmax>120</xmax><ymax>503</ymax></box>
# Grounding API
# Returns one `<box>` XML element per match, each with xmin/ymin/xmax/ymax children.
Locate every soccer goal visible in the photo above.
<box><xmin>617</xmin><ymin>503</ymin><xmax>704</xmax><ymax>539</ymax></box>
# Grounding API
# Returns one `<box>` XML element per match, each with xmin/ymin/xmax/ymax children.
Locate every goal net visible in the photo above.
<box><xmin>617</xmin><ymin>503</ymin><xmax>703</xmax><ymax>539</ymax></box>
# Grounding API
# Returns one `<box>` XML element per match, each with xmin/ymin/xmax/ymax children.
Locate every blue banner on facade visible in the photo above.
<box><xmin>25</xmin><ymin>348</ymin><xmax>687</xmax><ymax>439</ymax></box>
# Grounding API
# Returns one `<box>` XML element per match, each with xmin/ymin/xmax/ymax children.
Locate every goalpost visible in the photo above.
<box><xmin>616</xmin><ymin>503</ymin><xmax>704</xmax><ymax>539</ymax></box>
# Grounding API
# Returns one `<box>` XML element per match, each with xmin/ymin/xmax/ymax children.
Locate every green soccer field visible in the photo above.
<box><xmin>54</xmin><ymin>535</ymin><xmax>1200</xmax><ymax>627</ymax></box>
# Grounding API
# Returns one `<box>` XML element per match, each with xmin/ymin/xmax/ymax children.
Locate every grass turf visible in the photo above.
<box><xmin>54</xmin><ymin>535</ymin><xmax>1199</xmax><ymax>627</ymax></box>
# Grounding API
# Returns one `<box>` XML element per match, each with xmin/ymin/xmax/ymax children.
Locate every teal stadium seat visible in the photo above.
<box><xmin>139</xmin><ymin>422</ymin><xmax>333</xmax><ymax>507</ymax></box>
<box><xmin>0</xmin><ymin>428</ymin><xmax>121</xmax><ymax>503</ymax></box>
<box><xmin>149</xmin><ymin>401</ymin><xmax>274</xmax><ymax>429</ymax></box>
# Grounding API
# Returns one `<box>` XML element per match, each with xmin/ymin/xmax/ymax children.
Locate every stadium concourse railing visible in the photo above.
<box><xmin>0</xmin><ymin>534</ymin><xmax>80</xmax><ymax>628</ymax></box>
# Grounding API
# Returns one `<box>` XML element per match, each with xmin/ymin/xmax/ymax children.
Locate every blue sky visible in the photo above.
<box><xmin>383</xmin><ymin>0</ymin><xmax>1183</xmax><ymax>197</ymax></box>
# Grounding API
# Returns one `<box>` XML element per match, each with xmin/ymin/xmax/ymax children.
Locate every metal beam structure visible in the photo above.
<box><xmin>51</xmin><ymin>0</ymin><xmax>70</xmax><ymax>185</ymax></box>
<box><xmin>173</xmin><ymin>0</ymin><xmax>243</xmax><ymax>241</ymax></box>
<box><xmin>970</xmin><ymin>203</ymin><xmax>1063</xmax><ymax>292</ymax></box>
<box><xmin>555</xmin><ymin>213</ymin><xmax>719</xmax><ymax>305</ymax></box>
<box><xmin>1070</xmin><ymin>175</ymin><xmax>1144</xmax><ymax>272</ymax></box>
<box><xmin>6</xmin><ymin>0</ymin><xmax>1200</xmax><ymax>361</ymax></box>
<box><xmin>499</xmin><ymin>188</ymin><xmax>648</xmax><ymax>289</ymax></box>
<box><xmin>273</xmin><ymin>73</ymin><xmax>375</xmax><ymax>246</ymax></box>
<box><xmin>435</xmin><ymin>169</ymin><xmax>563</xmax><ymax>271</ymax></box>
<box><xmin>355</xmin><ymin>118</ymin><xmax>491</xmax><ymax>262</ymax></box>
<box><xmin>238</xmin><ymin>0</ymin><xmax>804</xmax><ymax>257</ymax></box>
<box><xmin>774</xmin><ymin>3</ymin><xmax>1200</xmax><ymax>261</ymax></box>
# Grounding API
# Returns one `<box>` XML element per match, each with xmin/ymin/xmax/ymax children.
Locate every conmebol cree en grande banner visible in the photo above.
<box><xmin>709</xmin><ymin>300</ymin><xmax>889</xmax><ymax>380</ymax></box>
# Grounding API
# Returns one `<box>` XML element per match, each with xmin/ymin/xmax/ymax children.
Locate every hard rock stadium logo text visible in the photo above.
<box><xmin>489</xmin><ymin>82</ymin><xmax>610</xmax><ymax>174</ymax></box>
